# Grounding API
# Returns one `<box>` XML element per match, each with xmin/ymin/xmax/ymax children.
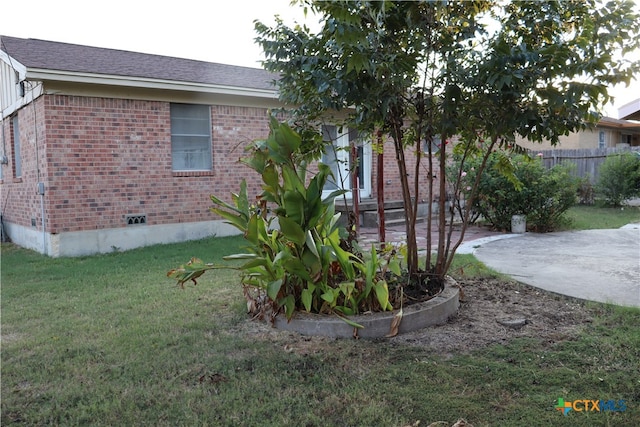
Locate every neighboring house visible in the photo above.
<box><xmin>619</xmin><ymin>97</ymin><xmax>640</xmax><ymax>121</ymax></box>
<box><xmin>0</xmin><ymin>36</ymin><xmax>428</xmax><ymax>256</ymax></box>
<box><xmin>515</xmin><ymin>116</ymin><xmax>640</xmax><ymax>151</ymax></box>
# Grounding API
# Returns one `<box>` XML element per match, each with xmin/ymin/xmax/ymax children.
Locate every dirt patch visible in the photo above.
<box><xmin>390</xmin><ymin>277</ymin><xmax>596</xmax><ymax>357</ymax></box>
<box><xmin>230</xmin><ymin>277</ymin><xmax>598</xmax><ymax>357</ymax></box>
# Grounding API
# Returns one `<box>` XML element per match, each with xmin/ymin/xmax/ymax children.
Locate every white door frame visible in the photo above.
<box><xmin>321</xmin><ymin>126</ymin><xmax>371</xmax><ymax>200</ymax></box>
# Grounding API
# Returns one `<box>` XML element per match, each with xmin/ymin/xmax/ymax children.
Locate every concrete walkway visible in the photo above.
<box><xmin>471</xmin><ymin>224</ymin><xmax>640</xmax><ymax>308</ymax></box>
<box><xmin>357</xmin><ymin>219</ymin><xmax>640</xmax><ymax>307</ymax></box>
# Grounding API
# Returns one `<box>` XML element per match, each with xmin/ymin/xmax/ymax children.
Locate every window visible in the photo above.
<box><xmin>423</xmin><ymin>135</ymin><xmax>442</xmax><ymax>153</ymax></box>
<box><xmin>12</xmin><ymin>115</ymin><xmax>21</xmax><ymax>178</ymax></box>
<box><xmin>170</xmin><ymin>103</ymin><xmax>212</xmax><ymax>171</ymax></box>
<box><xmin>598</xmin><ymin>130</ymin><xmax>605</xmax><ymax>149</ymax></box>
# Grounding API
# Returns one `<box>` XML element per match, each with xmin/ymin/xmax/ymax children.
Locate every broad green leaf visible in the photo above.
<box><xmin>339</xmin><ymin>281</ymin><xmax>355</xmax><ymax>299</ymax></box>
<box><xmin>245</xmin><ymin>214</ymin><xmax>259</xmax><ymax>245</ymax></box>
<box><xmin>283</xmin><ymin>190</ymin><xmax>305</xmax><ymax>224</ymax></box>
<box><xmin>334</xmin><ymin>305</ymin><xmax>355</xmax><ymax>316</ymax></box>
<box><xmin>167</xmin><ymin>257</ymin><xmax>217</xmax><ymax>286</ymax></box>
<box><xmin>305</xmin><ymin>230</ymin><xmax>320</xmax><ymax>259</ymax></box>
<box><xmin>267</xmin><ymin>279</ymin><xmax>283</xmax><ymax>300</ymax></box>
<box><xmin>283</xmin><ymin>258</ymin><xmax>313</xmax><ymax>282</ymax></box>
<box><xmin>236</xmin><ymin>180</ymin><xmax>250</xmax><ymax>216</ymax></box>
<box><xmin>256</xmin><ymin>215</ymin><xmax>269</xmax><ymax>243</ymax></box>
<box><xmin>210</xmin><ymin>194</ymin><xmax>240</xmax><ymax>213</ymax></box>
<box><xmin>278</xmin><ymin>216</ymin><xmax>306</xmax><ymax>246</ymax></box>
<box><xmin>301</xmin><ymin>288</ymin><xmax>313</xmax><ymax>312</ymax></box>
<box><xmin>374</xmin><ymin>280</ymin><xmax>390</xmax><ymax>310</ymax></box>
<box><xmin>239</xmin><ymin>257</ymin><xmax>271</xmax><ymax>270</ymax></box>
<box><xmin>282</xmin><ymin>166</ymin><xmax>306</xmax><ymax>197</ymax></box>
<box><xmin>321</xmin><ymin>290</ymin><xmax>335</xmax><ymax>304</ymax></box>
<box><xmin>211</xmin><ymin>208</ymin><xmax>247</xmax><ymax>231</ymax></box>
<box><xmin>282</xmin><ymin>295</ymin><xmax>296</xmax><ymax>319</ymax></box>
<box><xmin>274</xmin><ymin>121</ymin><xmax>302</xmax><ymax>154</ymax></box>
<box><xmin>301</xmin><ymin>250</ymin><xmax>321</xmax><ymax>278</ymax></box>
<box><xmin>335</xmin><ymin>314</ymin><xmax>364</xmax><ymax>329</ymax></box>
<box><xmin>327</xmin><ymin>228</ymin><xmax>355</xmax><ymax>279</ymax></box>
<box><xmin>223</xmin><ymin>253</ymin><xmax>259</xmax><ymax>260</ymax></box>
<box><xmin>388</xmin><ymin>258</ymin><xmax>402</xmax><ymax>276</ymax></box>
<box><xmin>262</xmin><ymin>164</ymin><xmax>280</xmax><ymax>192</ymax></box>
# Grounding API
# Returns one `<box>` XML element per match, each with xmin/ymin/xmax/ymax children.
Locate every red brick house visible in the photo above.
<box><xmin>1</xmin><ymin>36</ymin><xmax>430</xmax><ymax>256</ymax></box>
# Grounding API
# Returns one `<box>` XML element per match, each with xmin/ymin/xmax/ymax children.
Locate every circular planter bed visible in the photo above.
<box><xmin>273</xmin><ymin>277</ymin><xmax>460</xmax><ymax>338</ymax></box>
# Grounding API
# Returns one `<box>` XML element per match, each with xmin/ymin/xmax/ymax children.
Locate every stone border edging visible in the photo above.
<box><xmin>273</xmin><ymin>279</ymin><xmax>460</xmax><ymax>338</ymax></box>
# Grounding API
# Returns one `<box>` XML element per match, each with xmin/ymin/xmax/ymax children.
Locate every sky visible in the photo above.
<box><xmin>1</xmin><ymin>0</ymin><xmax>638</xmax><ymax>118</ymax></box>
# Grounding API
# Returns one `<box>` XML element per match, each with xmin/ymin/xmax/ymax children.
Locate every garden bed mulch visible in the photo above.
<box><xmin>230</xmin><ymin>277</ymin><xmax>598</xmax><ymax>358</ymax></box>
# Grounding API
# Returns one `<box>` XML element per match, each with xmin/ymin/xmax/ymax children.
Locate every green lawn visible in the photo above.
<box><xmin>563</xmin><ymin>204</ymin><xmax>640</xmax><ymax>230</ymax></box>
<box><xmin>2</xmin><ymin>210</ymin><xmax>640</xmax><ymax>426</ymax></box>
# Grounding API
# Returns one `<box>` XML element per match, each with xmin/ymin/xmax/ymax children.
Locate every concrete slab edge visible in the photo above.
<box><xmin>273</xmin><ymin>279</ymin><xmax>460</xmax><ymax>339</ymax></box>
<box><xmin>457</xmin><ymin>233</ymin><xmax>523</xmax><ymax>255</ymax></box>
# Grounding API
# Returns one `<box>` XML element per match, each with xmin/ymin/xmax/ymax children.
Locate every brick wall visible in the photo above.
<box><xmin>1</xmin><ymin>93</ymin><xmax>440</xmax><ymax>240</ymax></box>
<box><xmin>1</xmin><ymin>95</ymin><xmax>270</xmax><ymax>234</ymax></box>
<box><xmin>370</xmin><ymin>138</ymin><xmax>441</xmax><ymax>203</ymax></box>
<box><xmin>1</xmin><ymin>98</ymin><xmax>48</xmax><ymax>231</ymax></box>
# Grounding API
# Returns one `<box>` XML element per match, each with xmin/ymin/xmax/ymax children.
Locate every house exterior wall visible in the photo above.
<box><xmin>1</xmin><ymin>90</ymin><xmax>430</xmax><ymax>256</ymax></box>
<box><xmin>2</xmin><ymin>100</ymin><xmax>48</xmax><ymax>247</ymax></box>
<box><xmin>516</xmin><ymin>125</ymin><xmax>640</xmax><ymax>150</ymax></box>
<box><xmin>1</xmin><ymin>93</ymin><xmax>272</xmax><ymax>255</ymax></box>
<box><xmin>41</xmin><ymin>95</ymin><xmax>269</xmax><ymax>233</ymax></box>
<box><xmin>369</xmin><ymin>141</ymin><xmax>437</xmax><ymax>204</ymax></box>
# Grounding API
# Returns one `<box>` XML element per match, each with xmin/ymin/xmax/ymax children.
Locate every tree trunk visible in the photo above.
<box><xmin>376</xmin><ymin>131</ymin><xmax>385</xmax><ymax>245</ymax></box>
<box><xmin>434</xmin><ymin>138</ymin><xmax>448</xmax><ymax>278</ymax></box>
<box><xmin>391</xmin><ymin>127</ymin><xmax>418</xmax><ymax>275</ymax></box>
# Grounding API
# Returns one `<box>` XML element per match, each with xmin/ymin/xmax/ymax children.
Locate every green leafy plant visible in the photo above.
<box><xmin>596</xmin><ymin>152</ymin><xmax>640</xmax><ymax>206</ymax></box>
<box><xmin>255</xmin><ymin>0</ymin><xmax>640</xmax><ymax>287</ymax></box>
<box><xmin>169</xmin><ymin>118</ymin><xmax>399</xmax><ymax>323</ymax></box>
<box><xmin>455</xmin><ymin>152</ymin><xmax>579</xmax><ymax>232</ymax></box>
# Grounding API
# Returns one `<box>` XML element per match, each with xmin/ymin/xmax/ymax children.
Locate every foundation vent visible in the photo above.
<box><xmin>126</xmin><ymin>214</ymin><xmax>147</xmax><ymax>226</ymax></box>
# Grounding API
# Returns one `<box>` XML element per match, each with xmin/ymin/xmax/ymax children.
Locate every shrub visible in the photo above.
<box><xmin>577</xmin><ymin>177</ymin><xmax>595</xmax><ymax>205</ymax></box>
<box><xmin>596</xmin><ymin>152</ymin><xmax>640</xmax><ymax>206</ymax></box>
<box><xmin>456</xmin><ymin>152</ymin><xmax>579</xmax><ymax>232</ymax></box>
<box><xmin>168</xmin><ymin>119</ymin><xmax>401</xmax><ymax>326</ymax></box>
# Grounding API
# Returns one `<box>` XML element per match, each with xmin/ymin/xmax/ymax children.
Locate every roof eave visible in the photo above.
<box><xmin>24</xmin><ymin>68</ymin><xmax>279</xmax><ymax>99</ymax></box>
<box><xmin>0</xmin><ymin>51</ymin><xmax>27</xmax><ymax>80</ymax></box>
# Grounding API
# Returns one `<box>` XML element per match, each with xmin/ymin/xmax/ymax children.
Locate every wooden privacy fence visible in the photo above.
<box><xmin>530</xmin><ymin>147</ymin><xmax>640</xmax><ymax>182</ymax></box>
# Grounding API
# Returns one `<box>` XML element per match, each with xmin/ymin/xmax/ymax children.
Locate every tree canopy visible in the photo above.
<box><xmin>255</xmin><ymin>0</ymin><xmax>640</xmax><ymax>281</ymax></box>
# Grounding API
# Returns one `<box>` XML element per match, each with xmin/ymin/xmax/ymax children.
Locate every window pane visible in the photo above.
<box><xmin>171</xmin><ymin>136</ymin><xmax>212</xmax><ymax>170</ymax></box>
<box><xmin>170</xmin><ymin>104</ymin><xmax>212</xmax><ymax>171</ymax></box>
<box><xmin>322</xmin><ymin>125</ymin><xmax>338</xmax><ymax>143</ymax></box>
<box><xmin>12</xmin><ymin>116</ymin><xmax>21</xmax><ymax>177</ymax></box>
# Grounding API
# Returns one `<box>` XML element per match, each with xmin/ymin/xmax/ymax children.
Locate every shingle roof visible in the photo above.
<box><xmin>0</xmin><ymin>35</ymin><xmax>277</xmax><ymax>91</ymax></box>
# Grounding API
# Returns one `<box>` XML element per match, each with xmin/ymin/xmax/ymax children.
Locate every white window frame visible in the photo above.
<box><xmin>170</xmin><ymin>103</ymin><xmax>212</xmax><ymax>171</ymax></box>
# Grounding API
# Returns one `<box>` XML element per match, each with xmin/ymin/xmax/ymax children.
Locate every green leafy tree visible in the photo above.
<box><xmin>255</xmin><ymin>0</ymin><xmax>640</xmax><ymax>290</ymax></box>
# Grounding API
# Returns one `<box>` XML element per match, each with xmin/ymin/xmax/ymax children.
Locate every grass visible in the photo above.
<box><xmin>563</xmin><ymin>204</ymin><xmax>640</xmax><ymax>230</ymax></box>
<box><xmin>2</xmin><ymin>208</ymin><xmax>640</xmax><ymax>426</ymax></box>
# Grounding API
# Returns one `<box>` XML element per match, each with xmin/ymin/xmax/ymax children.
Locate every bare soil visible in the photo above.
<box><xmin>389</xmin><ymin>277</ymin><xmax>597</xmax><ymax>357</ymax></box>
<box><xmin>233</xmin><ymin>277</ymin><xmax>598</xmax><ymax>357</ymax></box>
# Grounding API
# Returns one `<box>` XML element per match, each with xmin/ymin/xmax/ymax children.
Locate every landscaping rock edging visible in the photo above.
<box><xmin>273</xmin><ymin>278</ymin><xmax>460</xmax><ymax>338</ymax></box>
